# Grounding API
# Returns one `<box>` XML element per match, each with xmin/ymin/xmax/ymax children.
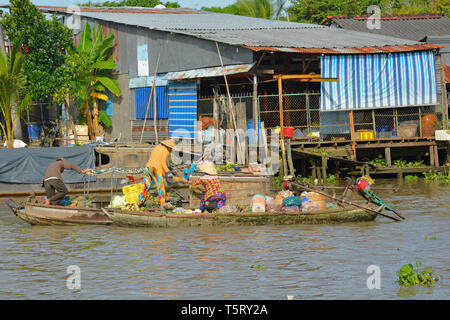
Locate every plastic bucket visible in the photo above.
<box><xmin>283</xmin><ymin>127</ymin><xmax>294</xmax><ymax>138</ymax></box>
<box><xmin>27</xmin><ymin>124</ymin><xmax>39</xmax><ymax>142</ymax></box>
<box><xmin>252</xmin><ymin>194</ymin><xmax>266</xmax><ymax>213</ymax></box>
<box><xmin>122</xmin><ymin>182</ymin><xmax>144</xmax><ymax>204</ymax></box>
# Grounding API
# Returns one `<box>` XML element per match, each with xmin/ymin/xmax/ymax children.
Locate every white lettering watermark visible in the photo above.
<box><xmin>169</xmin><ymin>125</ymin><xmax>280</xmax><ymax>175</ymax></box>
<box><xmin>366</xmin><ymin>5</ymin><xmax>381</xmax><ymax>30</ymax></box>
<box><xmin>66</xmin><ymin>6</ymin><xmax>81</xmax><ymax>32</ymax></box>
<box><xmin>366</xmin><ymin>265</ymin><xmax>381</xmax><ymax>289</ymax></box>
<box><xmin>66</xmin><ymin>265</ymin><xmax>81</xmax><ymax>290</ymax></box>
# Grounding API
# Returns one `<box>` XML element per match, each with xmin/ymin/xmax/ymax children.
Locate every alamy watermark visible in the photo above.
<box><xmin>366</xmin><ymin>5</ymin><xmax>381</xmax><ymax>30</ymax></box>
<box><xmin>66</xmin><ymin>265</ymin><xmax>81</xmax><ymax>290</ymax></box>
<box><xmin>366</xmin><ymin>265</ymin><xmax>381</xmax><ymax>289</ymax></box>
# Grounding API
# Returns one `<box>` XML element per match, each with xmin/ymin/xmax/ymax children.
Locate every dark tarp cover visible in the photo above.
<box><xmin>0</xmin><ymin>145</ymin><xmax>96</xmax><ymax>184</ymax></box>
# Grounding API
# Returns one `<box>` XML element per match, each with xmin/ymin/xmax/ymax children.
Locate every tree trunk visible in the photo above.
<box><xmin>92</xmin><ymin>98</ymin><xmax>99</xmax><ymax>138</ymax></box>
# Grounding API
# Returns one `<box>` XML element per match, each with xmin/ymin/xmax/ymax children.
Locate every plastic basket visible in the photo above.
<box><xmin>122</xmin><ymin>182</ymin><xmax>144</xmax><ymax>204</ymax></box>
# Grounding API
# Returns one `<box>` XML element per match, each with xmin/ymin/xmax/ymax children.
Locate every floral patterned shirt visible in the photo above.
<box><xmin>189</xmin><ymin>175</ymin><xmax>224</xmax><ymax>199</ymax></box>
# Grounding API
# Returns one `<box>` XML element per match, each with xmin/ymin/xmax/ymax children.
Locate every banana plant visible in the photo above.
<box><xmin>68</xmin><ymin>22</ymin><xmax>121</xmax><ymax>139</ymax></box>
<box><xmin>0</xmin><ymin>37</ymin><xmax>32</xmax><ymax>148</ymax></box>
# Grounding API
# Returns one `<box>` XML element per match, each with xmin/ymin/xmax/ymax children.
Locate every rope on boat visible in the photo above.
<box><xmin>85</xmin><ymin>167</ymin><xmax>145</xmax><ymax>175</ymax></box>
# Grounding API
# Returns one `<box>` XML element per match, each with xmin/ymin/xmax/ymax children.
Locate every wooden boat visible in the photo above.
<box><xmin>6</xmin><ymin>198</ymin><xmax>112</xmax><ymax>226</ymax></box>
<box><xmin>102</xmin><ymin>205</ymin><xmax>384</xmax><ymax>228</ymax></box>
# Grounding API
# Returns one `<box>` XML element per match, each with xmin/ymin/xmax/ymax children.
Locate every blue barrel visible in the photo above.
<box><xmin>27</xmin><ymin>124</ymin><xmax>39</xmax><ymax>142</ymax></box>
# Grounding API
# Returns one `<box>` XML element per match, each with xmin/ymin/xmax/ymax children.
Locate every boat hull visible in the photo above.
<box><xmin>104</xmin><ymin>206</ymin><xmax>380</xmax><ymax>228</ymax></box>
<box><xmin>14</xmin><ymin>202</ymin><xmax>112</xmax><ymax>226</ymax></box>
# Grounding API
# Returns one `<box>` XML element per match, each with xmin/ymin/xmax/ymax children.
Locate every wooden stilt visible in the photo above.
<box><xmin>287</xmin><ymin>140</ymin><xmax>295</xmax><ymax>176</ymax></box>
<box><xmin>321</xmin><ymin>156</ymin><xmax>327</xmax><ymax>185</ymax></box>
<box><xmin>429</xmin><ymin>145</ymin><xmax>435</xmax><ymax>167</ymax></box>
<box><xmin>385</xmin><ymin>147</ymin><xmax>392</xmax><ymax>167</ymax></box>
<box><xmin>433</xmin><ymin>145</ymin><xmax>439</xmax><ymax>167</ymax></box>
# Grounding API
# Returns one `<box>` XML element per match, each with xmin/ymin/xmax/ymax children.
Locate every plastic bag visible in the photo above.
<box><xmin>277</xmin><ymin>190</ymin><xmax>294</xmax><ymax>199</ymax></box>
<box><xmin>267</xmin><ymin>201</ymin><xmax>282</xmax><ymax>213</ymax></box>
<box><xmin>282</xmin><ymin>196</ymin><xmax>302</xmax><ymax>207</ymax></box>
<box><xmin>281</xmin><ymin>206</ymin><xmax>300</xmax><ymax>213</ymax></box>
<box><xmin>301</xmin><ymin>199</ymin><xmax>320</xmax><ymax>212</ymax></box>
<box><xmin>218</xmin><ymin>205</ymin><xmax>239</xmax><ymax>214</ymax></box>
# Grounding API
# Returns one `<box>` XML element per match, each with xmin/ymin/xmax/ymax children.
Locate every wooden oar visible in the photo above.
<box><xmin>293</xmin><ymin>179</ymin><xmax>402</xmax><ymax>222</ymax></box>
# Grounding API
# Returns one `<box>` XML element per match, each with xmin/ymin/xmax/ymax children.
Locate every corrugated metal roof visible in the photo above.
<box><xmin>326</xmin><ymin>14</ymin><xmax>450</xmax><ymax>42</ymax></box>
<box><xmin>36</xmin><ymin>6</ymin><xmax>441</xmax><ymax>51</ymax></box>
<box><xmin>163</xmin><ymin>63</ymin><xmax>255</xmax><ymax>80</ymax></box>
<box><xmin>75</xmin><ymin>10</ymin><xmax>322</xmax><ymax>31</ymax></box>
<box><xmin>243</xmin><ymin>43</ymin><xmax>443</xmax><ymax>54</ymax></box>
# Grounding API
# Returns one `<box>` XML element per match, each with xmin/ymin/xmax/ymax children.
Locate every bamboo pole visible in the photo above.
<box><xmin>140</xmin><ymin>53</ymin><xmax>161</xmax><ymax>143</ymax></box>
<box><xmin>298</xmin><ymin>180</ymin><xmax>401</xmax><ymax>221</ymax></box>
<box><xmin>349</xmin><ymin>110</ymin><xmax>356</xmax><ymax>159</ymax></box>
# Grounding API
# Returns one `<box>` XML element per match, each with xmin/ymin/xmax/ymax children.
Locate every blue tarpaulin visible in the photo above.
<box><xmin>0</xmin><ymin>145</ymin><xmax>96</xmax><ymax>184</ymax></box>
<box><xmin>321</xmin><ymin>51</ymin><xmax>438</xmax><ymax>111</ymax></box>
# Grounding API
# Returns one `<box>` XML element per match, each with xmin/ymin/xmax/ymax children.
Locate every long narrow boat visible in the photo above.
<box><xmin>6</xmin><ymin>198</ymin><xmax>112</xmax><ymax>226</ymax></box>
<box><xmin>102</xmin><ymin>205</ymin><xmax>384</xmax><ymax>228</ymax></box>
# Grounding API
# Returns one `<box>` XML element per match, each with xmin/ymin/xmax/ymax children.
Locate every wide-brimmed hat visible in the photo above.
<box><xmin>161</xmin><ymin>139</ymin><xmax>175</xmax><ymax>149</ymax></box>
<box><xmin>197</xmin><ymin>162</ymin><xmax>217</xmax><ymax>175</ymax></box>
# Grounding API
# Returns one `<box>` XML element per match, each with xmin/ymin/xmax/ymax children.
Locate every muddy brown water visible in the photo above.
<box><xmin>0</xmin><ymin>179</ymin><xmax>448</xmax><ymax>299</ymax></box>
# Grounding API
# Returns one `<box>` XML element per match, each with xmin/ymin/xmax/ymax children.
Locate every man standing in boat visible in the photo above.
<box><xmin>138</xmin><ymin>139</ymin><xmax>176</xmax><ymax>206</ymax></box>
<box><xmin>43</xmin><ymin>158</ymin><xmax>89</xmax><ymax>205</ymax></box>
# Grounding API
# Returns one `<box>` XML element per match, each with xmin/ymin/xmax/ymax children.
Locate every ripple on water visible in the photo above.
<box><xmin>0</xmin><ymin>180</ymin><xmax>449</xmax><ymax>299</ymax></box>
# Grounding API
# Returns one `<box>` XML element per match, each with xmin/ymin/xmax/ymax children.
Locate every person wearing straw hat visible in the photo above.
<box><xmin>181</xmin><ymin>161</ymin><xmax>226</xmax><ymax>212</ymax></box>
<box><xmin>138</xmin><ymin>139</ymin><xmax>175</xmax><ymax>206</ymax></box>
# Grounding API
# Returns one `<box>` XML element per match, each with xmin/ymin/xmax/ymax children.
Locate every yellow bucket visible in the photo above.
<box><xmin>122</xmin><ymin>182</ymin><xmax>144</xmax><ymax>204</ymax></box>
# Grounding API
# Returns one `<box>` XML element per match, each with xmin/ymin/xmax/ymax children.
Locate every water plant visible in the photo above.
<box><xmin>423</xmin><ymin>170</ymin><xmax>450</xmax><ymax>183</ymax></box>
<box><xmin>404</xmin><ymin>175</ymin><xmax>419</xmax><ymax>181</ymax></box>
<box><xmin>250</xmin><ymin>265</ymin><xmax>268</xmax><ymax>269</ymax></box>
<box><xmin>366</xmin><ymin>157</ymin><xmax>386</xmax><ymax>167</ymax></box>
<box><xmin>393</xmin><ymin>159</ymin><xmax>408</xmax><ymax>167</ymax></box>
<box><xmin>397</xmin><ymin>262</ymin><xmax>440</xmax><ymax>287</ymax></box>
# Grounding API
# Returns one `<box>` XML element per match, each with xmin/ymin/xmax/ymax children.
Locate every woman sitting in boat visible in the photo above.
<box><xmin>181</xmin><ymin>162</ymin><xmax>226</xmax><ymax>212</ymax></box>
<box><xmin>43</xmin><ymin>158</ymin><xmax>89</xmax><ymax>205</ymax></box>
<box><xmin>138</xmin><ymin>139</ymin><xmax>175</xmax><ymax>207</ymax></box>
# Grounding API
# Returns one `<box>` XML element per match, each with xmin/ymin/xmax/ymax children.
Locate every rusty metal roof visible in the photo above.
<box><xmin>243</xmin><ymin>43</ymin><xmax>443</xmax><ymax>54</ymax></box>
<box><xmin>163</xmin><ymin>63</ymin><xmax>255</xmax><ymax>80</ymax></box>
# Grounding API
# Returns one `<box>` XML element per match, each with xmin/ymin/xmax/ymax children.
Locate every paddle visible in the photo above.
<box><xmin>284</xmin><ymin>177</ymin><xmax>402</xmax><ymax>222</ymax></box>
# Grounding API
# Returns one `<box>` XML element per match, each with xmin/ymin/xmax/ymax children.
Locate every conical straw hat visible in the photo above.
<box><xmin>197</xmin><ymin>162</ymin><xmax>217</xmax><ymax>175</ymax></box>
<box><xmin>161</xmin><ymin>139</ymin><xmax>175</xmax><ymax>149</ymax></box>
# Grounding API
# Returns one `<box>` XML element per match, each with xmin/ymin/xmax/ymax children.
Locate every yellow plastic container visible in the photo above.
<box><xmin>357</xmin><ymin>130</ymin><xmax>374</xmax><ymax>140</ymax></box>
<box><xmin>122</xmin><ymin>182</ymin><xmax>144</xmax><ymax>204</ymax></box>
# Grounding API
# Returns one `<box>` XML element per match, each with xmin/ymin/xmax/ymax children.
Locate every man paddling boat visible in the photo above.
<box><xmin>43</xmin><ymin>158</ymin><xmax>89</xmax><ymax>205</ymax></box>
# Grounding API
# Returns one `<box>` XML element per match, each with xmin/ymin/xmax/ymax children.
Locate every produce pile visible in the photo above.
<box><xmin>215</xmin><ymin>164</ymin><xmax>235</xmax><ymax>172</ymax></box>
<box><xmin>109</xmin><ymin>190</ymin><xmax>183</xmax><ymax>211</ymax></box>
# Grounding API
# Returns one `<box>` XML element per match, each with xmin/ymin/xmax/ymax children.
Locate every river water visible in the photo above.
<box><xmin>0</xmin><ymin>179</ymin><xmax>448</xmax><ymax>300</ymax></box>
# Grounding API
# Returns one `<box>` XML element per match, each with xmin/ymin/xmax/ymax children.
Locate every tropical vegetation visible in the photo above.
<box><xmin>1</xmin><ymin>0</ymin><xmax>74</xmax><ymax>102</ymax></box>
<box><xmin>62</xmin><ymin>22</ymin><xmax>122</xmax><ymax>139</ymax></box>
<box><xmin>0</xmin><ymin>38</ymin><xmax>32</xmax><ymax>148</ymax></box>
<box><xmin>397</xmin><ymin>262</ymin><xmax>440</xmax><ymax>287</ymax></box>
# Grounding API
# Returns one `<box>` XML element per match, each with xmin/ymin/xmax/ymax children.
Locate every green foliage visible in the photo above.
<box><xmin>397</xmin><ymin>262</ymin><xmax>440</xmax><ymax>287</ymax></box>
<box><xmin>366</xmin><ymin>157</ymin><xmax>387</xmax><ymax>167</ymax></box>
<box><xmin>1</xmin><ymin>0</ymin><xmax>74</xmax><ymax>102</ymax></box>
<box><xmin>404</xmin><ymin>175</ymin><xmax>419</xmax><ymax>181</ymax></box>
<box><xmin>79</xmin><ymin>0</ymin><xmax>180</xmax><ymax>7</ymax></box>
<box><xmin>0</xmin><ymin>37</ymin><xmax>32</xmax><ymax>148</ymax></box>
<box><xmin>393</xmin><ymin>159</ymin><xmax>407</xmax><ymax>167</ymax></box>
<box><xmin>63</xmin><ymin>22</ymin><xmax>122</xmax><ymax>137</ymax></box>
<box><xmin>424</xmin><ymin>236</ymin><xmax>436</xmax><ymax>240</ymax></box>
<box><xmin>311</xmin><ymin>148</ymin><xmax>329</xmax><ymax>156</ymax></box>
<box><xmin>98</xmin><ymin>110</ymin><xmax>112</xmax><ymax>128</ymax></box>
<box><xmin>203</xmin><ymin>0</ymin><xmax>288</xmax><ymax>20</ymax></box>
<box><xmin>287</xmin><ymin>0</ymin><xmax>449</xmax><ymax>24</ymax></box>
<box><xmin>216</xmin><ymin>164</ymin><xmax>236</xmax><ymax>172</ymax></box>
<box><xmin>250</xmin><ymin>264</ymin><xmax>268</xmax><ymax>269</ymax></box>
<box><xmin>423</xmin><ymin>170</ymin><xmax>450</xmax><ymax>183</ymax></box>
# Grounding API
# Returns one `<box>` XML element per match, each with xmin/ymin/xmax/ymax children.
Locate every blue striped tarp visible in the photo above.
<box><xmin>135</xmin><ymin>86</ymin><xmax>169</xmax><ymax>119</ymax></box>
<box><xmin>168</xmin><ymin>81</ymin><xmax>198</xmax><ymax>139</ymax></box>
<box><xmin>320</xmin><ymin>51</ymin><xmax>438</xmax><ymax>111</ymax></box>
